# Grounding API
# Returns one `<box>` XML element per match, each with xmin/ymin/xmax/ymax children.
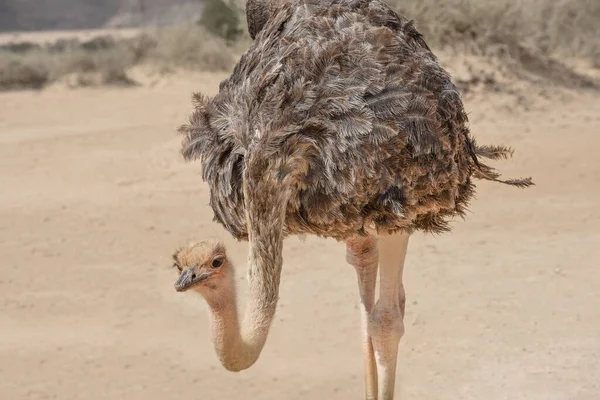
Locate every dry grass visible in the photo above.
<box><xmin>0</xmin><ymin>52</ymin><xmax>50</xmax><ymax>90</ymax></box>
<box><xmin>147</xmin><ymin>24</ymin><xmax>240</xmax><ymax>72</ymax></box>
<box><xmin>0</xmin><ymin>24</ymin><xmax>239</xmax><ymax>90</ymax></box>
<box><xmin>0</xmin><ymin>37</ymin><xmax>136</xmax><ymax>90</ymax></box>
<box><xmin>0</xmin><ymin>0</ymin><xmax>598</xmax><ymax>91</ymax></box>
<box><xmin>392</xmin><ymin>0</ymin><xmax>600</xmax><ymax>58</ymax></box>
<box><xmin>592</xmin><ymin>49</ymin><xmax>600</xmax><ymax>69</ymax></box>
<box><xmin>391</xmin><ymin>0</ymin><xmax>600</xmax><ymax>86</ymax></box>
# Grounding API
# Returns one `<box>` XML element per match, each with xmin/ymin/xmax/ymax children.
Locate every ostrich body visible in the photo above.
<box><xmin>174</xmin><ymin>0</ymin><xmax>532</xmax><ymax>399</ymax></box>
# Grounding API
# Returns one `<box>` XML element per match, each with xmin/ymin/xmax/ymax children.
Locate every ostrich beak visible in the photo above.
<box><xmin>174</xmin><ymin>267</ymin><xmax>214</xmax><ymax>292</ymax></box>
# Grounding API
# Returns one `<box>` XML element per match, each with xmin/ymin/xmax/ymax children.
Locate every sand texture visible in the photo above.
<box><xmin>1</xmin><ymin>64</ymin><xmax>599</xmax><ymax>400</ymax></box>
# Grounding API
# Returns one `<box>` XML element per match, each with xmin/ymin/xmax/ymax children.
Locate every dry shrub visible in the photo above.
<box><xmin>389</xmin><ymin>0</ymin><xmax>600</xmax><ymax>87</ymax></box>
<box><xmin>0</xmin><ymin>24</ymin><xmax>238</xmax><ymax>90</ymax></box>
<box><xmin>592</xmin><ymin>46</ymin><xmax>600</xmax><ymax>69</ymax></box>
<box><xmin>53</xmin><ymin>44</ymin><xmax>137</xmax><ymax>86</ymax></box>
<box><xmin>390</xmin><ymin>0</ymin><xmax>600</xmax><ymax>59</ymax></box>
<box><xmin>147</xmin><ymin>23</ymin><xmax>236</xmax><ymax>71</ymax></box>
<box><xmin>0</xmin><ymin>38</ymin><xmax>140</xmax><ymax>90</ymax></box>
<box><xmin>1</xmin><ymin>0</ymin><xmax>598</xmax><ymax>91</ymax></box>
<box><xmin>0</xmin><ymin>52</ymin><xmax>50</xmax><ymax>90</ymax></box>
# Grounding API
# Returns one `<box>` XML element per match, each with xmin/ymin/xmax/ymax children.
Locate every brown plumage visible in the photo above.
<box><xmin>179</xmin><ymin>0</ymin><xmax>532</xmax><ymax>242</ymax></box>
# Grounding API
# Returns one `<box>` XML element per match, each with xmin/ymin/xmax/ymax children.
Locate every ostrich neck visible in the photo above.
<box><xmin>205</xmin><ymin>243</ymin><xmax>282</xmax><ymax>372</ymax></box>
<box><xmin>205</xmin><ymin>180</ymin><xmax>287</xmax><ymax>372</ymax></box>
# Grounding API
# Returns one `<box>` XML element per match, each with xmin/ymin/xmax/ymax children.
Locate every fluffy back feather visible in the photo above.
<box><xmin>179</xmin><ymin>0</ymin><xmax>532</xmax><ymax>240</ymax></box>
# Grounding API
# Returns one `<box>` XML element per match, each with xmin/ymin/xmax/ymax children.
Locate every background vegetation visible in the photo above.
<box><xmin>1</xmin><ymin>0</ymin><xmax>598</xmax><ymax>91</ymax></box>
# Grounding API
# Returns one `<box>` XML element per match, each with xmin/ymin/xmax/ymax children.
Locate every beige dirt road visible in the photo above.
<box><xmin>1</xmin><ymin>70</ymin><xmax>599</xmax><ymax>400</ymax></box>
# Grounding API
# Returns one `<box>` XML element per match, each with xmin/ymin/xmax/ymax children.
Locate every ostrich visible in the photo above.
<box><xmin>173</xmin><ymin>0</ymin><xmax>532</xmax><ymax>398</ymax></box>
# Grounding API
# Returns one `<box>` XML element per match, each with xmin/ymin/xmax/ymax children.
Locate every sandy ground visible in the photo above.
<box><xmin>1</xmin><ymin>67</ymin><xmax>599</xmax><ymax>400</ymax></box>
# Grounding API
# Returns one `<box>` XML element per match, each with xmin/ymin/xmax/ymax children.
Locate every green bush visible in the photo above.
<box><xmin>199</xmin><ymin>0</ymin><xmax>244</xmax><ymax>42</ymax></box>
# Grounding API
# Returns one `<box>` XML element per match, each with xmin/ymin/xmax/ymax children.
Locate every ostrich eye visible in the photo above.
<box><xmin>211</xmin><ymin>257</ymin><xmax>224</xmax><ymax>268</ymax></box>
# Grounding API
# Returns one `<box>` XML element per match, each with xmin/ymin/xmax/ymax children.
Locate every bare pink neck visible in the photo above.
<box><xmin>204</xmin><ymin>251</ymin><xmax>280</xmax><ymax>372</ymax></box>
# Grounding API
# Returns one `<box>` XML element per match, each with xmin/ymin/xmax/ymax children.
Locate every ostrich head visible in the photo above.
<box><xmin>172</xmin><ymin>239</ymin><xmax>234</xmax><ymax>301</ymax></box>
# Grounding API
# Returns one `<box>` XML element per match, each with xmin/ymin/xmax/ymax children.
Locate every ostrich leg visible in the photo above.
<box><xmin>369</xmin><ymin>231</ymin><xmax>409</xmax><ymax>400</ymax></box>
<box><xmin>346</xmin><ymin>235</ymin><xmax>379</xmax><ymax>400</ymax></box>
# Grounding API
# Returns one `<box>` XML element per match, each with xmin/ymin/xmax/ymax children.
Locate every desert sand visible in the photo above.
<box><xmin>1</xmin><ymin>64</ymin><xmax>599</xmax><ymax>400</ymax></box>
